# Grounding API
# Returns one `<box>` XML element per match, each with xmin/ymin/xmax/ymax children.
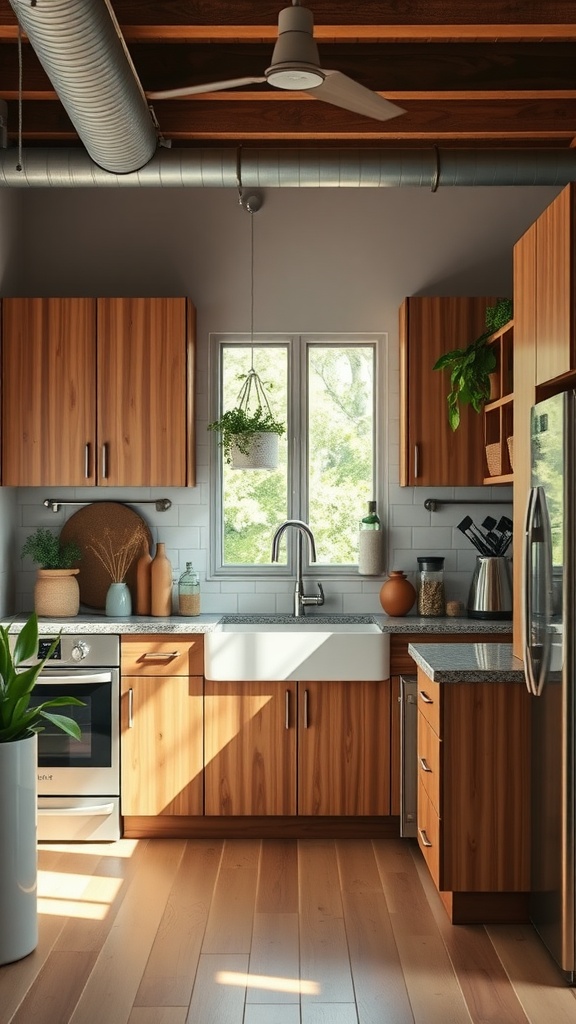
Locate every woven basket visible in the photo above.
<box><xmin>485</xmin><ymin>442</ymin><xmax>502</xmax><ymax>477</ymax></box>
<box><xmin>506</xmin><ymin>435</ymin><xmax>514</xmax><ymax>470</ymax></box>
<box><xmin>230</xmin><ymin>431</ymin><xmax>279</xmax><ymax>470</ymax></box>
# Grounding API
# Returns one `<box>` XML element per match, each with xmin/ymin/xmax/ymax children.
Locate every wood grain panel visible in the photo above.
<box><xmin>245</xmin><ymin>913</ymin><xmax>300</xmax><ymax>1005</ymax></box>
<box><xmin>512</xmin><ymin>221</ymin><xmax>537</xmax><ymax>657</ymax></box>
<box><xmin>121</xmin><ymin>635</ymin><xmax>204</xmax><ymax>676</ymax></box>
<box><xmin>204</xmin><ymin>681</ymin><xmax>297</xmax><ymax>816</ymax></box>
<box><xmin>96</xmin><ymin>297</ymin><xmax>189</xmax><ymax>487</ymax></box>
<box><xmin>121</xmin><ymin>675</ymin><xmax>204</xmax><ymax>815</ymax></box>
<box><xmin>416</xmin><ymin>670</ymin><xmax>441</xmax><ymax>734</ymax></box>
<box><xmin>298</xmin><ymin>842</ymin><xmax>355</xmax><ymax>1005</ymax></box>
<box><xmin>1</xmin><ymin>297</ymin><xmax>96</xmax><ymax>485</ymax></box>
<box><xmin>400</xmin><ymin>295</ymin><xmax>496</xmax><ymax>487</ymax></box>
<box><xmin>417</xmin><ymin>713</ymin><xmax>441</xmax><ymax>814</ymax></box>
<box><xmin>297</xmin><ymin>680</ymin><xmax>390</xmax><ymax>816</ymax></box>
<box><xmin>256</xmin><ymin>840</ymin><xmax>299</xmax><ymax>913</ymax></box>
<box><xmin>442</xmin><ymin>680</ymin><xmax>531</xmax><ymax>892</ymax></box>
<box><xmin>416</xmin><ymin>781</ymin><xmax>441</xmax><ymax>888</ymax></box>
<box><xmin>535</xmin><ymin>184</ymin><xmax>575</xmax><ymax>385</ymax></box>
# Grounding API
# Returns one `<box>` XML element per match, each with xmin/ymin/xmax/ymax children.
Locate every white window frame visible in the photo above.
<box><xmin>208</xmin><ymin>331</ymin><xmax>386</xmax><ymax>580</ymax></box>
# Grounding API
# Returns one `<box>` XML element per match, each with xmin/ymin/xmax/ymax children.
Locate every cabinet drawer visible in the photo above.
<box><xmin>416</xmin><ymin>670</ymin><xmax>441</xmax><ymax>734</ymax></box>
<box><xmin>417</xmin><ymin>781</ymin><xmax>441</xmax><ymax>887</ymax></box>
<box><xmin>121</xmin><ymin>636</ymin><xmax>204</xmax><ymax>676</ymax></box>
<box><xmin>417</xmin><ymin>714</ymin><xmax>441</xmax><ymax>815</ymax></box>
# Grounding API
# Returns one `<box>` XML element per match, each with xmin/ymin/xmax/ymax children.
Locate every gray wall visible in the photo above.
<box><xmin>3</xmin><ymin>183</ymin><xmax>559</xmax><ymax>614</ymax></box>
<box><xmin>0</xmin><ymin>188</ymin><xmax>21</xmax><ymax>614</ymax></box>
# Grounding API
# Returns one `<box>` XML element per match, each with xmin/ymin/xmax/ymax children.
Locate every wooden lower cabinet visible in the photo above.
<box><xmin>204</xmin><ymin>680</ymin><xmax>297</xmax><ymax>816</ymax></box>
<box><xmin>204</xmin><ymin>678</ymin><xmax>390</xmax><ymax>817</ymax></box>
<box><xmin>120</xmin><ymin>636</ymin><xmax>204</xmax><ymax>817</ymax></box>
<box><xmin>416</xmin><ymin>667</ymin><xmax>531</xmax><ymax>923</ymax></box>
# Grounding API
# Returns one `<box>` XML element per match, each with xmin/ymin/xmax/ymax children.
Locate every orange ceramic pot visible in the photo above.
<box><xmin>379</xmin><ymin>570</ymin><xmax>416</xmax><ymax>617</ymax></box>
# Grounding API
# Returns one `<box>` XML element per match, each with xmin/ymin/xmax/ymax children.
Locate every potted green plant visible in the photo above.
<box><xmin>208</xmin><ymin>370</ymin><xmax>285</xmax><ymax>468</ymax></box>
<box><xmin>21</xmin><ymin>528</ymin><xmax>82</xmax><ymax>617</ymax></box>
<box><xmin>433</xmin><ymin>298</ymin><xmax>513</xmax><ymax>431</ymax></box>
<box><xmin>0</xmin><ymin>612</ymin><xmax>84</xmax><ymax>964</ymax></box>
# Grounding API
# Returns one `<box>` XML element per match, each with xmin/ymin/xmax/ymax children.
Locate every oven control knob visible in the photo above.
<box><xmin>71</xmin><ymin>641</ymin><xmax>90</xmax><ymax>662</ymax></box>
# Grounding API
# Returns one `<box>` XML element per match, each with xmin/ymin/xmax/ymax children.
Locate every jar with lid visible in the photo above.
<box><xmin>416</xmin><ymin>556</ymin><xmax>445</xmax><ymax>617</ymax></box>
<box><xmin>178</xmin><ymin>562</ymin><xmax>200</xmax><ymax>616</ymax></box>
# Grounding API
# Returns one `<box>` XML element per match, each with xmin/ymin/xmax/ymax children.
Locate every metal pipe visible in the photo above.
<box><xmin>1</xmin><ymin>147</ymin><xmax>575</xmax><ymax>189</ymax></box>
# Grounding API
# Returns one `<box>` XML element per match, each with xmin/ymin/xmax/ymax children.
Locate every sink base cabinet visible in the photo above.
<box><xmin>416</xmin><ymin>668</ymin><xmax>531</xmax><ymax>923</ymax></box>
<box><xmin>204</xmin><ymin>681</ymin><xmax>297</xmax><ymax>816</ymax></box>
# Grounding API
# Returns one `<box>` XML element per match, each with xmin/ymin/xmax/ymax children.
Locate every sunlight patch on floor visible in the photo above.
<box><xmin>216</xmin><ymin>970</ymin><xmax>320</xmax><ymax>995</ymax></box>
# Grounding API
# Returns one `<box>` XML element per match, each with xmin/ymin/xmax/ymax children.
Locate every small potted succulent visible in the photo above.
<box><xmin>21</xmin><ymin>528</ymin><xmax>81</xmax><ymax>617</ymax></box>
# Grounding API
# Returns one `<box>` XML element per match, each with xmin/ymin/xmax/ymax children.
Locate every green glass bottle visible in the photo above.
<box><xmin>360</xmin><ymin>500</ymin><xmax>380</xmax><ymax>530</ymax></box>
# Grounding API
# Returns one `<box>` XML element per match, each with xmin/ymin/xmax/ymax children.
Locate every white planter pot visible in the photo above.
<box><xmin>230</xmin><ymin>431</ymin><xmax>279</xmax><ymax>470</ymax></box>
<box><xmin>0</xmin><ymin>734</ymin><xmax>38</xmax><ymax>965</ymax></box>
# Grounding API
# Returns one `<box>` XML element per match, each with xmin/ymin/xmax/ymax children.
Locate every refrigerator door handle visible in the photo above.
<box><xmin>523</xmin><ymin>486</ymin><xmax>539</xmax><ymax>696</ymax></box>
<box><xmin>534</xmin><ymin>486</ymin><xmax>554</xmax><ymax>697</ymax></box>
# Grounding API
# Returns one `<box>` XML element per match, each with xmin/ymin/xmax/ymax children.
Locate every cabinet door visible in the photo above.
<box><xmin>121</xmin><ymin>674</ymin><xmax>204</xmax><ymax>816</ymax></box>
<box><xmin>400</xmin><ymin>296</ymin><xmax>494</xmax><ymax>487</ymax></box>
<box><xmin>535</xmin><ymin>184</ymin><xmax>575</xmax><ymax>385</ymax></box>
<box><xmin>204</xmin><ymin>680</ymin><xmax>297</xmax><ymax>815</ymax></box>
<box><xmin>298</xmin><ymin>680</ymin><xmax>391</xmax><ymax>816</ymax></box>
<box><xmin>1</xmin><ymin>297</ymin><xmax>96</xmax><ymax>485</ymax></box>
<box><xmin>97</xmin><ymin>297</ymin><xmax>195</xmax><ymax>487</ymax></box>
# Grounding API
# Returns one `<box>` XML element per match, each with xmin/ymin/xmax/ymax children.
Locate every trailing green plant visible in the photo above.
<box><xmin>433</xmin><ymin>298</ymin><xmax>513</xmax><ymax>431</ymax></box>
<box><xmin>208</xmin><ymin>405</ymin><xmax>285</xmax><ymax>465</ymax></box>
<box><xmin>0</xmin><ymin>613</ymin><xmax>84</xmax><ymax>742</ymax></box>
<box><xmin>21</xmin><ymin>528</ymin><xmax>81</xmax><ymax>569</ymax></box>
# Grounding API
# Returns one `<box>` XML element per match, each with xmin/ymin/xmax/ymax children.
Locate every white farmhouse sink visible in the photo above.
<box><xmin>204</xmin><ymin>621</ymin><xmax>390</xmax><ymax>681</ymax></box>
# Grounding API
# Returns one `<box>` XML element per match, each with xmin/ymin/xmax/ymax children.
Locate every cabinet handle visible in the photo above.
<box><xmin>419</xmin><ymin>757</ymin><xmax>432</xmax><ymax>772</ymax></box>
<box><xmin>419</xmin><ymin>690</ymin><xmax>434</xmax><ymax>705</ymax></box>
<box><xmin>285</xmin><ymin>689</ymin><xmax>290</xmax><ymax>730</ymax></box>
<box><xmin>414</xmin><ymin>444</ymin><xmax>420</xmax><ymax>479</ymax></box>
<box><xmin>84</xmin><ymin>443</ymin><xmax>91</xmax><ymax>479</ymax></box>
<box><xmin>304</xmin><ymin>689</ymin><xmax>309</xmax><ymax>729</ymax></box>
<box><xmin>101</xmin><ymin>443</ymin><xmax>108</xmax><ymax>479</ymax></box>
<box><xmin>128</xmin><ymin>687</ymin><xmax>134</xmax><ymax>728</ymax></box>
<box><xmin>418</xmin><ymin>828</ymin><xmax>433</xmax><ymax>848</ymax></box>
<box><xmin>141</xmin><ymin>651</ymin><xmax>179</xmax><ymax>660</ymax></box>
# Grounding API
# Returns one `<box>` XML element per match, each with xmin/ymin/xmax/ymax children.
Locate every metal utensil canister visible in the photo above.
<box><xmin>467</xmin><ymin>555</ymin><xmax>512</xmax><ymax>619</ymax></box>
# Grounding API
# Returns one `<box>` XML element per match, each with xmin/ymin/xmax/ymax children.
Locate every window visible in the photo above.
<box><xmin>210</xmin><ymin>334</ymin><xmax>383</xmax><ymax>576</ymax></box>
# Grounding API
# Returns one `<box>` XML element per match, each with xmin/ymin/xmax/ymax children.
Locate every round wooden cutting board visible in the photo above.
<box><xmin>60</xmin><ymin>502</ymin><xmax>153</xmax><ymax>610</ymax></box>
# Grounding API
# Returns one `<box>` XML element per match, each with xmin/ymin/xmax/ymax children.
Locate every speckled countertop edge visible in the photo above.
<box><xmin>409</xmin><ymin>642</ymin><xmax>525</xmax><ymax>683</ymax></box>
<box><xmin>0</xmin><ymin>612</ymin><xmax>514</xmax><ymax>635</ymax></box>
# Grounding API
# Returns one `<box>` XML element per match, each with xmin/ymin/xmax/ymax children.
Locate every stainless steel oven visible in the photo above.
<box><xmin>15</xmin><ymin>633</ymin><xmax>120</xmax><ymax>841</ymax></box>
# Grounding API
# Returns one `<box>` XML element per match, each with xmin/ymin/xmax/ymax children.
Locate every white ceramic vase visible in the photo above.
<box><xmin>0</xmin><ymin>734</ymin><xmax>38</xmax><ymax>965</ymax></box>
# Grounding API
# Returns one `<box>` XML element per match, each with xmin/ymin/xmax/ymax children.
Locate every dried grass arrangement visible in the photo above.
<box><xmin>88</xmin><ymin>526</ymin><xmax>148</xmax><ymax>583</ymax></box>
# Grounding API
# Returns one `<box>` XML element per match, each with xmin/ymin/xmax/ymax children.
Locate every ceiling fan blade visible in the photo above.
<box><xmin>147</xmin><ymin>76</ymin><xmax>266</xmax><ymax>100</ymax></box>
<box><xmin>308</xmin><ymin>70</ymin><xmax>405</xmax><ymax>123</ymax></box>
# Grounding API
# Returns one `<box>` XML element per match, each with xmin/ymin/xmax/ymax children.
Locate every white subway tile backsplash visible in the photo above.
<box><xmin>390</xmin><ymin>505</ymin><xmax>430</xmax><ymax>527</ymax></box>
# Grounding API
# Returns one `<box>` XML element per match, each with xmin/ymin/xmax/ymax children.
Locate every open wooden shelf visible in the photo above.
<box><xmin>484</xmin><ymin>318</ymin><xmax>514</xmax><ymax>485</ymax></box>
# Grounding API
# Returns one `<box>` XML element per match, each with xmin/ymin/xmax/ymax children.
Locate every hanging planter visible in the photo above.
<box><xmin>208</xmin><ymin>369</ymin><xmax>285</xmax><ymax>470</ymax></box>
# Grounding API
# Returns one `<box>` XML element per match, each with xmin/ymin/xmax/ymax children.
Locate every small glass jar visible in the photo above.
<box><xmin>416</xmin><ymin>556</ymin><xmax>445</xmax><ymax>617</ymax></box>
<box><xmin>178</xmin><ymin>562</ymin><xmax>200</xmax><ymax>616</ymax></box>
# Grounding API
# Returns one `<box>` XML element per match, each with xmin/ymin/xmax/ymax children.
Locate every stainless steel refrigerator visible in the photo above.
<box><xmin>524</xmin><ymin>389</ymin><xmax>575</xmax><ymax>982</ymax></box>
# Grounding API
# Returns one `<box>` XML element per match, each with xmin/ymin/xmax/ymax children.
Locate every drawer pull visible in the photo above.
<box><xmin>418</xmin><ymin>828</ymin><xmax>433</xmax><ymax>848</ymax></box>
<box><xmin>141</xmin><ymin>651</ymin><xmax>180</xmax><ymax>660</ymax></box>
<box><xmin>419</xmin><ymin>757</ymin><xmax>432</xmax><ymax>773</ymax></box>
<box><xmin>419</xmin><ymin>690</ymin><xmax>434</xmax><ymax>705</ymax></box>
<box><xmin>285</xmin><ymin>689</ymin><xmax>290</xmax><ymax>730</ymax></box>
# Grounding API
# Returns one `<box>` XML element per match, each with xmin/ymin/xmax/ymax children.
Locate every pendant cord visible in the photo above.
<box><xmin>16</xmin><ymin>22</ymin><xmax>23</xmax><ymax>172</ymax></box>
<box><xmin>250</xmin><ymin>206</ymin><xmax>255</xmax><ymax>371</ymax></box>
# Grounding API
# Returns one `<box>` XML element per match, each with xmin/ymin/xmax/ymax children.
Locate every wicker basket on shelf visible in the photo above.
<box><xmin>485</xmin><ymin>442</ymin><xmax>502</xmax><ymax>477</ymax></box>
<box><xmin>506</xmin><ymin>435</ymin><xmax>514</xmax><ymax>470</ymax></box>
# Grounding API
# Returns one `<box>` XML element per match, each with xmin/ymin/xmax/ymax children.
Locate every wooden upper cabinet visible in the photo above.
<box><xmin>1</xmin><ymin>295</ymin><xmax>196</xmax><ymax>487</ymax></box>
<box><xmin>400</xmin><ymin>296</ymin><xmax>495</xmax><ymax>487</ymax></box>
<box><xmin>97</xmin><ymin>297</ymin><xmax>195</xmax><ymax>488</ymax></box>
<box><xmin>535</xmin><ymin>183</ymin><xmax>576</xmax><ymax>386</ymax></box>
<box><xmin>2</xmin><ymin>297</ymin><xmax>97</xmax><ymax>486</ymax></box>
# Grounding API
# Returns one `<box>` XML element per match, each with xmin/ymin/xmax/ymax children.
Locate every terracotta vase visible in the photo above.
<box><xmin>151</xmin><ymin>542</ymin><xmax>173</xmax><ymax>616</ymax></box>
<box><xmin>379</xmin><ymin>570</ymin><xmax>416</xmax><ymax>617</ymax></box>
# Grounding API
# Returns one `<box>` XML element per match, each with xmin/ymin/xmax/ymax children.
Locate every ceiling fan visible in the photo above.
<box><xmin>147</xmin><ymin>0</ymin><xmax>406</xmax><ymax>124</ymax></box>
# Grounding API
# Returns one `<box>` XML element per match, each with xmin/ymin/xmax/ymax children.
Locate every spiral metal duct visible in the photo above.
<box><xmin>8</xmin><ymin>0</ymin><xmax>157</xmax><ymax>174</ymax></box>
<box><xmin>1</xmin><ymin>146</ymin><xmax>576</xmax><ymax>188</ymax></box>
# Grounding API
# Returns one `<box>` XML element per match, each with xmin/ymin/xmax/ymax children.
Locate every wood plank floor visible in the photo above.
<box><xmin>1</xmin><ymin>837</ymin><xmax>575</xmax><ymax>1024</ymax></box>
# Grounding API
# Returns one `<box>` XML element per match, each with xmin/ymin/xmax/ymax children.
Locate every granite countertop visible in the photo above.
<box><xmin>408</xmin><ymin>642</ymin><xmax>525</xmax><ymax>683</ymax></box>
<box><xmin>0</xmin><ymin>612</ymin><xmax>514</xmax><ymax>635</ymax></box>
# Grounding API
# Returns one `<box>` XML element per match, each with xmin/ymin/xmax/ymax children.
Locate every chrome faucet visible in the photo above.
<box><xmin>271</xmin><ymin>519</ymin><xmax>325</xmax><ymax>617</ymax></box>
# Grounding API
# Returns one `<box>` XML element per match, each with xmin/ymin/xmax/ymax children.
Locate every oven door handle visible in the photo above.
<box><xmin>38</xmin><ymin>802</ymin><xmax>116</xmax><ymax>816</ymax></box>
<box><xmin>37</xmin><ymin>671</ymin><xmax>113</xmax><ymax>685</ymax></box>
